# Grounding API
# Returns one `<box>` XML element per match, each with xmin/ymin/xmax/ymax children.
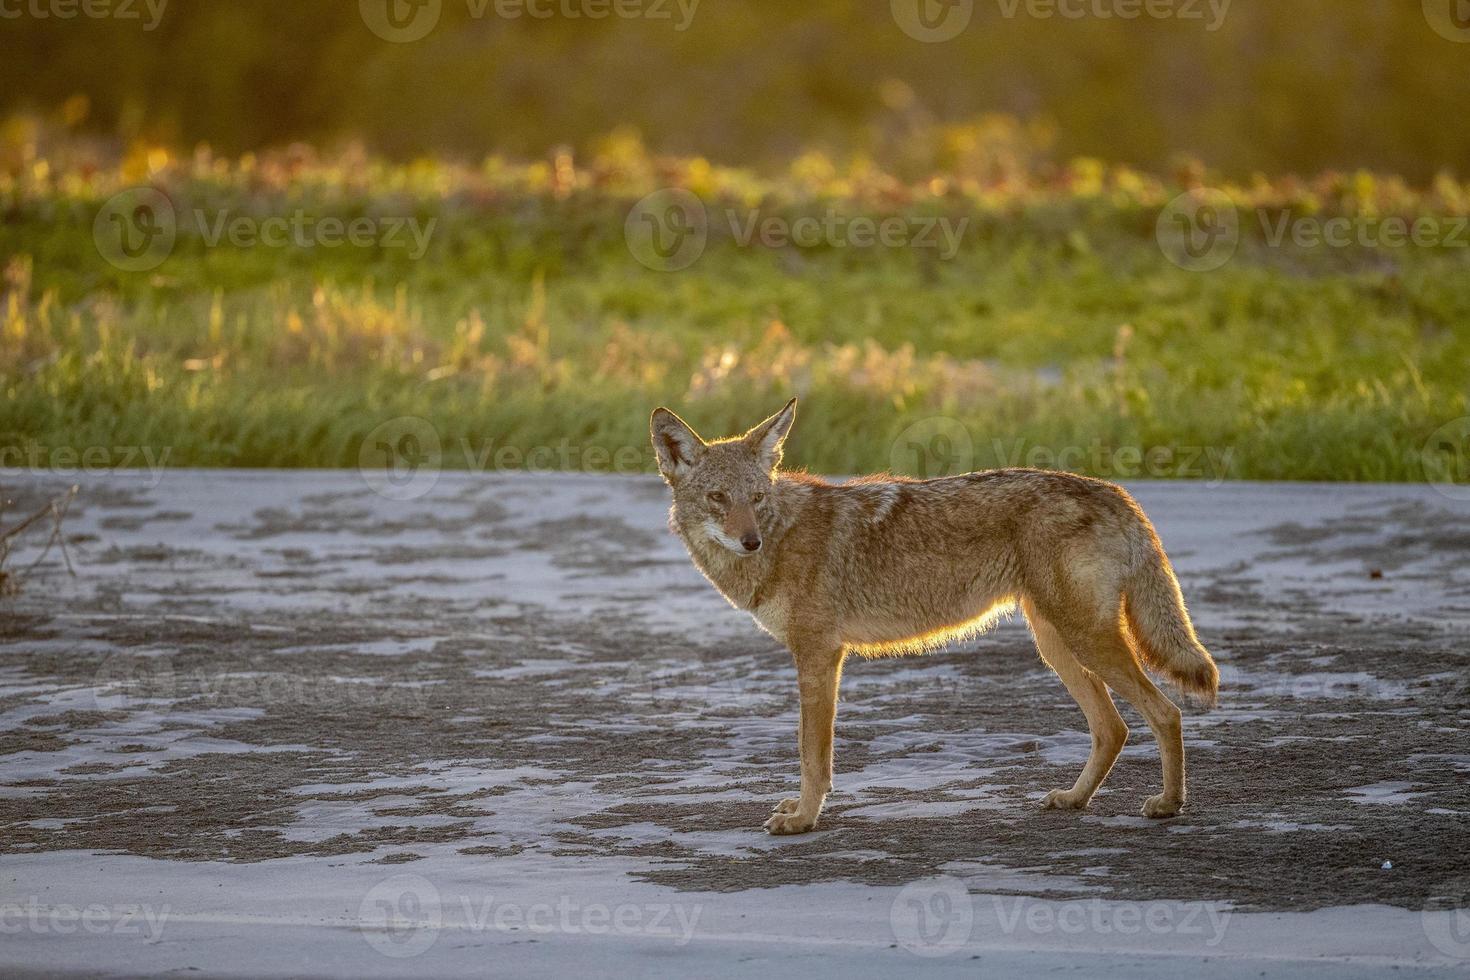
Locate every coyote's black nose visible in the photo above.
<box><xmin>741</xmin><ymin>534</ymin><xmax>761</xmax><ymax>552</ymax></box>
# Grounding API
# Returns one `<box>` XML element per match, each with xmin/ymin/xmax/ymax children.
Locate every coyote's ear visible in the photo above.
<box><xmin>743</xmin><ymin>397</ymin><xmax>797</xmax><ymax>471</ymax></box>
<box><xmin>651</xmin><ymin>407</ymin><xmax>706</xmax><ymax>484</ymax></box>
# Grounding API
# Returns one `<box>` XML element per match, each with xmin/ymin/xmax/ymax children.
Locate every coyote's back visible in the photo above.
<box><xmin>755</xmin><ymin>468</ymin><xmax>1217</xmax><ymax>703</ymax></box>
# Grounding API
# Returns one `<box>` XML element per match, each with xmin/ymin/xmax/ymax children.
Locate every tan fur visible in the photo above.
<box><xmin>651</xmin><ymin>399</ymin><xmax>1219</xmax><ymax>834</ymax></box>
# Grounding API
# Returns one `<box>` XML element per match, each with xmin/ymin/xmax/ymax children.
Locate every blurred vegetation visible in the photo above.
<box><xmin>2</xmin><ymin>123</ymin><xmax>1468</xmax><ymax>482</ymax></box>
<box><xmin>2</xmin><ymin>0</ymin><xmax>1468</xmax><ymax>181</ymax></box>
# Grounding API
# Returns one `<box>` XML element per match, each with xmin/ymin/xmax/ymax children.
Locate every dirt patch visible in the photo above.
<box><xmin>1261</xmin><ymin>500</ymin><xmax>1470</xmax><ymax>574</ymax></box>
<box><xmin>217</xmin><ymin>499</ymin><xmax>509</xmax><ymax>541</ymax></box>
<box><xmin>99</xmin><ymin>511</ymin><xmax>192</xmax><ymax>532</ymax></box>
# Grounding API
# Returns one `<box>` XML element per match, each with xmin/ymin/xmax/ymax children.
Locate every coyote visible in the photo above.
<box><xmin>651</xmin><ymin>398</ymin><xmax>1218</xmax><ymax>834</ymax></box>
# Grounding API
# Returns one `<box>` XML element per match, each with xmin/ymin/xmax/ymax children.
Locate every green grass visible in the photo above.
<box><xmin>2</xmin><ymin>141</ymin><xmax>1468</xmax><ymax>484</ymax></box>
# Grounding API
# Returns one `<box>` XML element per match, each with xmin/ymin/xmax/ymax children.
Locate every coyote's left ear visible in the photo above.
<box><xmin>743</xmin><ymin>397</ymin><xmax>798</xmax><ymax>471</ymax></box>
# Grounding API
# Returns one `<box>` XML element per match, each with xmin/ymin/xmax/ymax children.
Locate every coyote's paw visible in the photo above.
<box><xmin>1141</xmin><ymin>794</ymin><xmax>1183</xmax><ymax>819</ymax></box>
<box><xmin>1040</xmin><ymin>788</ymin><xmax>1089</xmax><ymax>811</ymax></box>
<box><xmin>763</xmin><ymin>810</ymin><xmax>818</xmax><ymax>835</ymax></box>
<box><xmin>771</xmin><ymin>798</ymin><xmax>800</xmax><ymax>815</ymax></box>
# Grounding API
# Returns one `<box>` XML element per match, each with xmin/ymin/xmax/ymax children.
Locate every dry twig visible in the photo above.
<box><xmin>0</xmin><ymin>485</ymin><xmax>80</xmax><ymax>596</ymax></box>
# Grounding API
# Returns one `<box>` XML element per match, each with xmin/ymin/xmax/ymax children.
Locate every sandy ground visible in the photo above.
<box><xmin>0</xmin><ymin>468</ymin><xmax>1467</xmax><ymax>977</ymax></box>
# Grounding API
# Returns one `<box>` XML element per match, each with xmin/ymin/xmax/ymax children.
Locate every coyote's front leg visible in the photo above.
<box><xmin>765</xmin><ymin>642</ymin><xmax>843</xmax><ymax>835</ymax></box>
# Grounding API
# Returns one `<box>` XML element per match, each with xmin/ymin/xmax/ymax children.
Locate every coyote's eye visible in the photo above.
<box><xmin>707</xmin><ymin>491</ymin><xmax>727</xmax><ymax>506</ymax></box>
<box><xmin>751</xmin><ymin>492</ymin><xmax>765</xmax><ymax>504</ymax></box>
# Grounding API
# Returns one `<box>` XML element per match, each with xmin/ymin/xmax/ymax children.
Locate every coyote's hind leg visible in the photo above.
<box><xmin>1023</xmin><ymin>599</ymin><xmax>1129</xmax><ymax>811</ymax></box>
<box><xmin>1055</xmin><ymin>619</ymin><xmax>1187</xmax><ymax>818</ymax></box>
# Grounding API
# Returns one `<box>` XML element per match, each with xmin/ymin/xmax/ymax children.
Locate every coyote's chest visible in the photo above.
<box><xmin>748</xmin><ymin>593</ymin><xmax>791</xmax><ymax>644</ymax></box>
<box><xmin>688</xmin><ymin>545</ymin><xmax>790</xmax><ymax>642</ymax></box>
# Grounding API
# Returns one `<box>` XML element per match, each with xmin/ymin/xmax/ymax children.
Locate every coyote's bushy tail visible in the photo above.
<box><xmin>1124</xmin><ymin>540</ymin><xmax>1219</xmax><ymax>707</ymax></box>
